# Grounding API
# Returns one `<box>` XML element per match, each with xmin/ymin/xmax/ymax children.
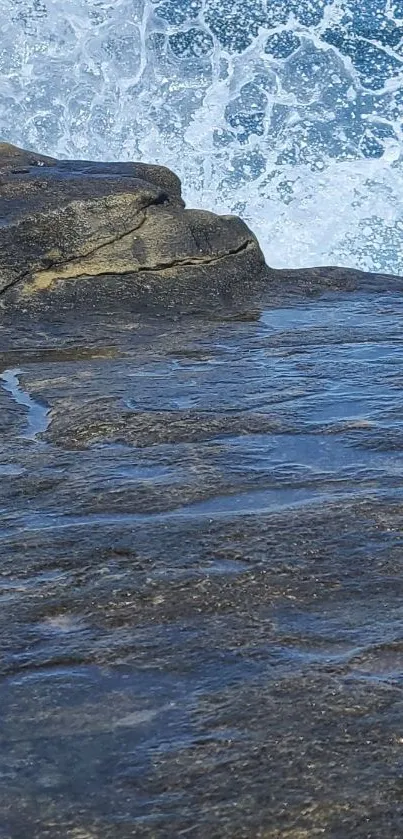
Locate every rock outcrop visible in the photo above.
<box><xmin>0</xmin><ymin>143</ymin><xmax>267</xmax><ymax>314</ymax></box>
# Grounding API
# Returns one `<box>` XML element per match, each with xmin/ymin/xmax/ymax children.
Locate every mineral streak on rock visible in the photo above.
<box><xmin>0</xmin><ymin>143</ymin><xmax>267</xmax><ymax>314</ymax></box>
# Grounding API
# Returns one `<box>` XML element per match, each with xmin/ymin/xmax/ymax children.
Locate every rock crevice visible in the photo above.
<box><xmin>0</xmin><ymin>143</ymin><xmax>267</xmax><ymax>313</ymax></box>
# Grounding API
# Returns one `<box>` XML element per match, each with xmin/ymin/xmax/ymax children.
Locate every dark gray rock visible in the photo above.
<box><xmin>3</xmin><ymin>143</ymin><xmax>403</xmax><ymax>839</ymax></box>
<box><xmin>0</xmin><ymin>142</ymin><xmax>266</xmax><ymax>315</ymax></box>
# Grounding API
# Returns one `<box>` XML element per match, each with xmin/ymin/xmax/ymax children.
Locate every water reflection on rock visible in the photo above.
<box><xmin>2</xmin><ymin>288</ymin><xmax>403</xmax><ymax>837</ymax></box>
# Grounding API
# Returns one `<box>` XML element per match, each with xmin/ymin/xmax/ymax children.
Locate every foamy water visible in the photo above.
<box><xmin>0</xmin><ymin>0</ymin><xmax>403</xmax><ymax>272</ymax></box>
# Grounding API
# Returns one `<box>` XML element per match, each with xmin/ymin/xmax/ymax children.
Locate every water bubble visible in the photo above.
<box><xmin>168</xmin><ymin>28</ymin><xmax>214</xmax><ymax>60</ymax></box>
<box><xmin>0</xmin><ymin>0</ymin><xmax>403</xmax><ymax>274</ymax></box>
<box><xmin>264</xmin><ymin>32</ymin><xmax>301</xmax><ymax>60</ymax></box>
<box><xmin>154</xmin><ymin>0</ymin><xmax>202</xmax><ymax>25</ymax></box>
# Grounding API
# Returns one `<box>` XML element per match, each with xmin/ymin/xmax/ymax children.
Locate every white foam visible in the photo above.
<box><xmin>0</xmin><ymin>0</ymin><xmax>402</xmax><ymax>273</ymax></box>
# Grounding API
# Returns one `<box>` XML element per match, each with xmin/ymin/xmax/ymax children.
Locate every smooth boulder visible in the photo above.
<box><xmin>0</xmin><ymin>143</ymin><xmax>267</xmax><ymax>314</ymax></box>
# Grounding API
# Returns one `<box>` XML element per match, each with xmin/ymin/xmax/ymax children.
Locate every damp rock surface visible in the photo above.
<box><xmin>2</xmin><ymin>275</ymin><xmax>403</xmax><ymax>837</ymax></box>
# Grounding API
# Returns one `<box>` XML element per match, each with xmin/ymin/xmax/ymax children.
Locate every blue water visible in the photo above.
<box><xmin>0</xmin><ymin>0</ymin><xmax>402</xmax><ymax>272</ymax></box>
<box><xmin>0</xmin><ymin>369</ymin><xmax>50</xmax><ymax>441</ymax></box>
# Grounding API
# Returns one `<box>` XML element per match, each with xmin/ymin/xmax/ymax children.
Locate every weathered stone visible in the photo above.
<box><xmin>3</xmin><ymin>302</ymin><xmax>403</xmax><ymax>837</ymax></box>
<box><xmin>0</xmin><ymin>143</ymin><xmax>266</xmax><ymax>314</ymax></box>
<box><xmin>3</xmin><ymin>143</ymin><xmax>403</xmax><ymax>839</ymax></box>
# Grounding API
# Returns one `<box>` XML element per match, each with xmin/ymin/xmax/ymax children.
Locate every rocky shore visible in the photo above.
<box><xmin>0</xmin><ymin>142</ymin><xmax>267</xmax><ymax>315</ymax></box>
<box><xmin>2</xmin><ymin>142</ymin><xmax>403</xmax><ymax>319</ymax></box>
<box><xmin>2</xmin><ymin>144</ymin><xmax>403</xmax><ymax>839</ymax></box>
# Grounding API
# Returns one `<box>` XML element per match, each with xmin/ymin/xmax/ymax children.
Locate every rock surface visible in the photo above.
<box><xmin>0</xmin><ymin>143</ymin><xmax>266</xmax><ymax>314</ymax></box>
<box><xmin>3</xmin><ymin>291</ymin><xmax>403</xmax><ymax>837</ymax></box>
<box><xmin>3</xmin><ymin>143</ymin><xmax>403</xmax><ymax>838</ymax></box>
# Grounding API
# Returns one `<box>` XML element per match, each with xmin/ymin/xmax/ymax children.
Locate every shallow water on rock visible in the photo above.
<box><xmin>2</xmin><ymin>288</ymin><xmax>403</xmax><ymax>837</ymax></box>
<box><xmin>0</xmin><ymin>368</ymin><xmax>50</xmax><ymax>440</ymax></box>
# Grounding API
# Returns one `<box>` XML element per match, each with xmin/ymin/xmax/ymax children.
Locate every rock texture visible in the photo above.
<box><xmin>3</xmin><ymin>296</ymin><xmax>403</xmax><ymax>837</ymax></box>
<box><xmin>2</xmin><ymin>151</ymin><xmax>403</xmax><ymax>837</ymax></box>
<box><xmin>0</xmin><ymin>142</ymin><xmax>266</xmax><ymax>314</ymax></box>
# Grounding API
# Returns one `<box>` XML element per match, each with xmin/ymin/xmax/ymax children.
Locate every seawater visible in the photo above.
<box><xmin>0</xmin><ymin>0</ymin><xmax>403</xmax><ymax>273</ymax></box>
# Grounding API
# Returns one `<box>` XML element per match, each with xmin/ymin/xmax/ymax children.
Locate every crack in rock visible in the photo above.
<box><xmin>2</xmin><ymin>220</ymin><xmax>254</xmax><ymax>297</ymax></box>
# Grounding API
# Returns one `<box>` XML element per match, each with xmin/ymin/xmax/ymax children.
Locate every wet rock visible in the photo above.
<box><xmin>0</xmin><ymin>143</ymin><xmax>266</xmax><ymax>315</ymax></box>
<box><xmin>3</xmin><ymin>145</ymin><xmax>403</xmax><ymax>838</ymax></box>
<box><xmin>0</xmin><ymin>383</ymin><xmax>26</xmax><ymax>438</ymax></box>
<box><xmin>3</xmin><ymin>293</ymin><xmax>403</xmax><ymax>836</ymax></box>
<box><xmin>45</xmin><ymin>398</ymin><xmax>283</xmax><ymax>449</ymax></box>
